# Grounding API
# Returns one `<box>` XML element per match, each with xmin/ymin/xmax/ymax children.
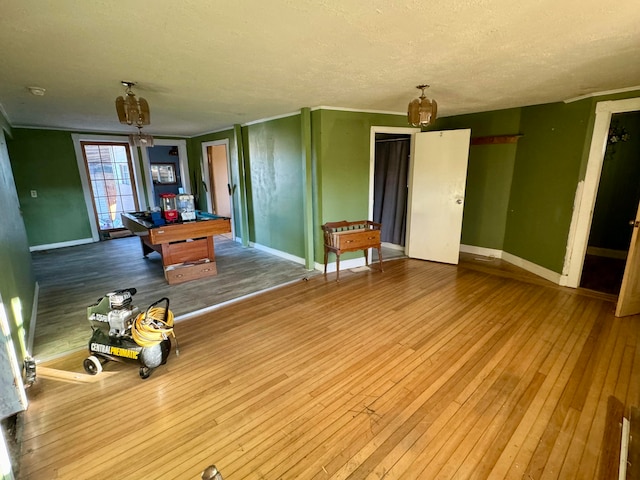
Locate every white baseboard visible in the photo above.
<box><xmin>460</xmin><ymin>244</ymin><xmax>503</xmax><ymax>259</ymax></box>
<box><xmin>315</xmin><ymin>257</ymin><xmax>367</xmax><ymax>273</ymax></box>
<box><xmin>460</xmin><ymin>244</ymin><xmax>562</xmax><ymax>285</ymax></box>
<box><xmin>30</xmin><ymin>237</ymin><xmax>94</xmax><ymax>252</ymax></box>
<box><xmin>249</xmin><ymin>241</ymin><xmax>307</xmax><ymax>266</ymax></box>
<box><xmin>501</xmin><ymin>251</ymin><xmax>562</xmax><ymax>285</ymax></box>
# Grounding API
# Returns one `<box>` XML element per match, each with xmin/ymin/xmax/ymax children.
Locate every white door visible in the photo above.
<box><xmin>406</xmin><ymin>129</ymin><xmax>471</xmax><ymax>264</ymax></box>
<box><xmin>616</xmin><ymin>200</ymin><xmax>640</xmax><ymax>316</ymax></box>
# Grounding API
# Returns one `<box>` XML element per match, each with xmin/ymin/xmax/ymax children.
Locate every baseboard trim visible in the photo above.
<box><xmin>460</xmin><ymin>244</ymin><xmax>562</xmax><ymax>285</ymax></box>
<box><xmin>501</xmin><ymin>251</ymin><xmax>562</xmax><ymax>285</ymax></box>
<box><xmin>315</xmin><ymin>257</ymin><xmax>367</xmax><ymax>273</ymax></box>
<box><xmin>175</xmin><ymin>277</ymin><xmax>307</xmax><ymax>323</ymax></box>
<box><xmin>30</xmin><ymin>238</ymin><xmax>94</xmax><ymax>252</ymax></box>
<box><xmin>249</xmin><ymin>241</ymin><xmax>307</xmax><ymax>266</ymax></box>
<box><xmin>460</xmin><ymin>244</ymin><xmax>503</xmax><ymax>259</ymax></box>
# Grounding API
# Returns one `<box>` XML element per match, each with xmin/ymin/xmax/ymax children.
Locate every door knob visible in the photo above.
<box><xmin>630</xmin><ymin>220</ymin><xmax>640</xmax><ymax>228</ymax></box>
<box><xmin>456</xmin><ymin>198</ymin><xmax>463</xmax><ymax>204</ymax></box>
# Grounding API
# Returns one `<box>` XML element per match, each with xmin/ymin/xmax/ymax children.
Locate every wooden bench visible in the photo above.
<box><xmin>321</xmin><ymin>220</ymin><xmax>383</xmax><ymax>282</ymax></box>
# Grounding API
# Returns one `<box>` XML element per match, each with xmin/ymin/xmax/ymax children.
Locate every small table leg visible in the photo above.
<box><xmin>324</xmin><ymin>248</ymin><xmax>328</xmax><ymax>275</ymax></box>
<box><xmin>140</xmin><ymin>237</ymin><xmax>154</xmax><ymax>257</ymax></box>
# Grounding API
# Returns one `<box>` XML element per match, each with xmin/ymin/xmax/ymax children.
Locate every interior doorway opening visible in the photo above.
<box><xmin>579</xmin><ymin>111</ymin><xmax>640</xmax><ymax>294</ymax></box>
<box><xmin>207</xmin><ymin>144</ymin><xmax>231</xmax><ymax>217</ymax></box>
<box><xmin>369</xmin><ymin>126</ymin><xmax>419</xmax><ymax>262</ymax></box>
<box><xmin>201</xmin><ymin>139</ymin><xmax>234</xmax><ymax>239</ymax></box>
<box><xmin>372</xmin><ymin>133</ymin><xmax>411</xmax><ymax>257</ymax></box>
<box><xmin>139</xmin><ymin>139</ymin><xmax>190</xmax><ymax>210</ymax></box>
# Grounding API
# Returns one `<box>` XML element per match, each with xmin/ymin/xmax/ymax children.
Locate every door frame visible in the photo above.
<box><xmin>201</xmin><ymin>139</ymin><xmax>235</xmax><ymax>238</ymax></box>
<box><xmin>139</xmin><ymin>139</ymin><xmax>190</xmax><ymax>209</ymax></box>
<box><xmin>72</xmin><ymin>134</ymin><xmax>146</xmax><ymax>242</ymax></box>
<box><xmin>562</xmin><ymin>97</ymin><xmax>640</xmax><ymax>287</ymax></box>
<box><xmin>369</xmin><ymin>126</ymin><xmax>420</xmax><ymax>255</ymax></box>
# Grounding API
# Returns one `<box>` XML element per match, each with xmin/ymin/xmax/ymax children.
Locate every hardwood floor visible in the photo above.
<box><xmin>19</xmin><ymin>255</ymin><xmax>637</xmax><ymax>479</ymax></box>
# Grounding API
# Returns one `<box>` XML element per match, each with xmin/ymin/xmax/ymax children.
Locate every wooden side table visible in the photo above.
<box><xmin>321</xmin><ymin>220</ymin><xmax>383</xmax><ymax>282</ymax></box>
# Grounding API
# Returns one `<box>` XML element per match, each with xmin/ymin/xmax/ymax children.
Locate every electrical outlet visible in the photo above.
<box><xmin>30</xmin><ymin>190</ymin><xmax>38</xmax><ymax>198</ymax></box>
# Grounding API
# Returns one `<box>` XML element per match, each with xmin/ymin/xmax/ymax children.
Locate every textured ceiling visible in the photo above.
<box><xmin>1</xmin><ymin>0</ymin><xmax>639</xmax><ymax>137</ymax></box>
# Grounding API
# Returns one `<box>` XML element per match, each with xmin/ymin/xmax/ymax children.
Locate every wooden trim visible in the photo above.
<box><xmin>470</xmin><ymin>135</ymin><xmax>523</xmax><ymax>146</ymax></box>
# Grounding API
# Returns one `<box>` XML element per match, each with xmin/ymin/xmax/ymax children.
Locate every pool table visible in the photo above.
<box><xmin>121</xmin><ymin>211</ymin><xmax>232</xmax><ymax>284</ymax></box>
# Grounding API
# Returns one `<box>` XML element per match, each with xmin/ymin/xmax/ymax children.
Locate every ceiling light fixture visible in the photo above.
<box><xmin>115</xmin><ymin>81</ymin><xmax>153</xmax><ymax>147</ymax></box>
<box><xmin>115</xmin><ymin>81</ymin><xmax>150</xmax><ymax>126</ymax></box>
<box><xmin>407</xmin><ymin>84</ymin><xmax>437</xmax><ymax>127</ymax></box>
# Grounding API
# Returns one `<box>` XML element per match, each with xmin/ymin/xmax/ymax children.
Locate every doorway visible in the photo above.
<box><xmin>201</xmin><ymin>140</ymin><xmax>234</xmax><ymax>237</ymax></box>
<box><xmin>579</xmin><ymin>111</ymin><xmax>640</xmax><ymax>294</ymax></box>
<box><xmin>373</xmin><ymin>133</ymin><xmax>411</xmax><ymax>248</ymax></box>
<box><xmin>147</xmin><ymin>145</ymin><xmax>183</xmax><ymax>207</ymax></box>
<box><xmin>139</xmin><ymin>139</ymin><xmax>190</xmax><ymax>209</ymax></box>
<box><xmin>563</xmin><ymin>97</ymin><xmax>640</xmax><ymax>314</ymax></box>
<box><xmin>369</xmin><ymin>127</ymin><xmax>419</xmax><ymax>261</ymax></box>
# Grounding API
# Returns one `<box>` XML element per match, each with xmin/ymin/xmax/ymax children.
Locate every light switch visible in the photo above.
<box><xmin>30</xmin><ymin>190</ymin><xmax>37</xmax><ymax>198</ymax></box>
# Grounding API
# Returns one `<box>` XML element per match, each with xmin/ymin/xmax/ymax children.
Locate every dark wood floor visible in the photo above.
<box><xmin>19</xmin><ymin>255</ymin><xmax>636</xmax><ymax>479</ymax></box>
<box><xmin>580</xmin><ymin>254</ymin><xmax>626</xmax><ymax>295</ymax></box>
<box><xmin>30</xmin><ymin>234</ymin><xmax>317</xmax><ymax>360</ymax></box>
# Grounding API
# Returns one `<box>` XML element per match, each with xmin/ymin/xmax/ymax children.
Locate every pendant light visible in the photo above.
<box><xmin>407</xmin><ymin>84</ymin><xmax>437</xmax><ymax>127</ymax></box>
<box><xmin>115</xmin><ymin>81</ymin><xmax>150</xmax><ymax>126</ymax></box>
<box><xmin>115</xmin><ymin>81</ymin><xmax>153</xmax><ymax>147</ymax></box>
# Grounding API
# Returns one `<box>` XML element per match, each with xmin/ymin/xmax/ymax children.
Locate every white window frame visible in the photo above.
<box><xmin>72</xmin><ymin>134</ymin><xmax>146</xmax><ymax>242</ymax></box>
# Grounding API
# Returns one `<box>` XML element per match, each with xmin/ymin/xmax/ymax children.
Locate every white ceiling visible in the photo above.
<box><xmin>1</xmin><ymin>0</ymin><xmax>639</xmax><ymax>137</ymax></box>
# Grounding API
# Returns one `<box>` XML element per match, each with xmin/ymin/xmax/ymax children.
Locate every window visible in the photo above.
<box><xmin>81</xmin><ymin>142</ymin><xmax>139</xmax><ymax>232</ymax></box>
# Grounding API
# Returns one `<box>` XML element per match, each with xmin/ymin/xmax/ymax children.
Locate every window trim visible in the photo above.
<box><xmin>72</xmin><ymin>134</ymin><xmax>146</xmax><ymax>241</ymax></box>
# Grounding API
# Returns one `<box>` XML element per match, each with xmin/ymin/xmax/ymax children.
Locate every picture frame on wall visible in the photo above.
<box><xmin>151</xmin><ymin>163</ymin><xmax>177</xmax><ymax>184</ymax></box>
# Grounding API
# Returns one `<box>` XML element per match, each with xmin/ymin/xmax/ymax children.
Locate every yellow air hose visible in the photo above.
<box><xmin>131</xmin><ymin>307</ymin><xmax>179</xmax><ymax>354</ymax></box>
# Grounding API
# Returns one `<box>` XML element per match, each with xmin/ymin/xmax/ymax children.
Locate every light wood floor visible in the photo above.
<box><xmin>19</xmin><ymin>256</ymin><xmax>636</xmax><ymax>479</ymax></box>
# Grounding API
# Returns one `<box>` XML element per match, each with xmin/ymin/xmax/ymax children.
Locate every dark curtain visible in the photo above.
<box><xmin>373</xmin><ymin>137</ymin><xmax>410</xmax><ymax>245</ymax></box>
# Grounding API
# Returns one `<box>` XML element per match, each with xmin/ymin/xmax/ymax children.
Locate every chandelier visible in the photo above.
<box><xmin>115</xmin><ymin>81</ymin><xmax>153</xmax><ymax>146</ymax></box>
<box><xmin>407</xmin><ymin>84</ymin><xmax>437</xmax><ymax>127</ymax></box>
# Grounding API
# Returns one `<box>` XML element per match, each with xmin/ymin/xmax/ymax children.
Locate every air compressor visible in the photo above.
<box><xmin>83</xmin><ymin>288</ymin><xmax>178</xmax><ymax>379</ymax></box>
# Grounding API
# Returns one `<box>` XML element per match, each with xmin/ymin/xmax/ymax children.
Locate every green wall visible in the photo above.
<box><xmin>0</xmin><ymin>125</ymin><xmax>35</xmax><ymax>373</ymax></box>
<box><xmin>7</xmin><ymin>129</ymin><xmax>92</xmax><ymax>246</ymax></box>
<box><xmin>437</xmin><ymin>109</ymin><xmax>521</xmax><ymax>250</ymax></box>
<box><xmin>314</xmin><ymin>109</ymin><xmax>409</xmax><ymax>260</ymax></box>
<box><xmin>8</xmin><ymin>129</ymin><xmax>189</xmax><ymax>248</ymax></box>
<box><xmin>7</xmin><ymin>92</ymin><xmax>640</xmax><ymax>278</ymax></box>
<box><xmin>243</xmin><ymin>115</ymin><xmax>306</xmax><ymax>256</ymax></box>
<box><xmin>503</xmin><ymin>100</ymin><xmax>592</xmax><ymax>272</ymax></box>
<box><xmin>437</xmin><ymin>91</ymin><xmax>640</xmax><ymax>274</ymax></box>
